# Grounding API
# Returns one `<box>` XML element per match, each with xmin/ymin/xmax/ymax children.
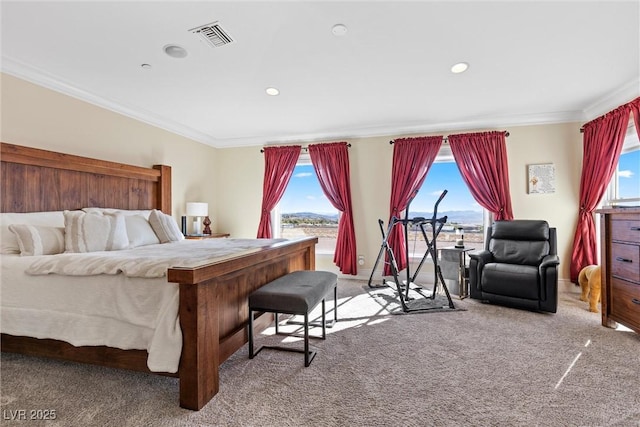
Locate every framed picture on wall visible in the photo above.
<box><xmin>528</xmin><ymin>163</ymin><xmax>555</xmax><ymax>194</ymax></box>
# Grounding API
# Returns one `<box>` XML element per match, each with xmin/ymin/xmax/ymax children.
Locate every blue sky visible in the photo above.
<box><xmin>408</xmin><ymin>162</ymin><xmax>481</xmax><ymax>213</ymax></box>
<box><xmin>279</xmin><ymin>162</ymin><xmax>479</xmax><ymax>214</ymax></box>
<box><xmin>618</xmin><ymin>149</ymin><xmax>639</xmax><ymax>199</ymax></box>
<box><xmin>280</xmin><ymin>164</ymin><xmax>338</xmax><ymax>214</ymax></box>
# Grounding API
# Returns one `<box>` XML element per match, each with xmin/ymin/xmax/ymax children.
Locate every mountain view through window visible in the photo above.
<box><xmin>278</xmin><ymin>161</ymin><xmax>484</xmax><ymax>257</ymax></box>
<box><xmin>278</xmin><ymin>164</ymin><xmax>339</xmax><ymax>254</ymax></box>
<box><xmin>406</xmin><ymin>161</ymin><xmax>484</xmax><ymax>256</ymax></box>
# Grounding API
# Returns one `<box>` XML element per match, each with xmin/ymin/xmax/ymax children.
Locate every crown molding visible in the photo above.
<box><xmin>1</xmin><ymin>56</ymin><xmax>218</xmax><ymax>147</ymax></box>
<box><xmin>3</xmin><ymin>55</ymin><xmax>635</xmax><ymax>149</ymax></box>
<box><xmin>582</xmin><ymin>77</ymin><xmax>640</xmax><ymax>121</ymax></box>
<box><xmin>214</xmin><ymin>110</ymin><xmax>584</xmax><ymax>148</ymax></box>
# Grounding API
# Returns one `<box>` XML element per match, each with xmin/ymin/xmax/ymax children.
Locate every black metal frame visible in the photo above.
<box><xmin>248</xmin><ymin>285</ymin><xmax>337</xmax><ymax>367</ymax></box>
<box><xmin>249</xmin><ymin>301</ymin><xmax>326</xmax><ymax>367</ymax></box>
<box><xmin>368</xmin><ymin>190</ymin><xmax>456</xmax><ymax>313</ymax></box>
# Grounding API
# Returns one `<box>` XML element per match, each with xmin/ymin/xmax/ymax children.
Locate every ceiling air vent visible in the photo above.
<box><xmin>190</xmin><ymin>21</ymin><xmax>234</xmax><ymax>48</ymax></box>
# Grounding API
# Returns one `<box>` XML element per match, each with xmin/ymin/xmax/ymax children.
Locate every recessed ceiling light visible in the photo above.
<box><xmin>331</xmin><ymin>24</ymin><xmax>348</xmax><ymax>36</ymax></box>
<box><xmin>451</xmin><ymin>62</ymin><xmax>469</xmax><ymax>74</ymax></box>
<box><xmin>266</xmin><ymin>87</ymin><xmax>280</xmax><ymax>96</ymax></box>
<box><xmin>163</xmin><ymin>44</ymin><xmax>188</xmax><ymax>59</ymax></box>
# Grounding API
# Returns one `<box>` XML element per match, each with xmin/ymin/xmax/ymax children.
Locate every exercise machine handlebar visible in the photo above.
<box><xmin>432</xmin><ymin>189</ymin><xmax>447</xmax><ymax>218</ymax></box>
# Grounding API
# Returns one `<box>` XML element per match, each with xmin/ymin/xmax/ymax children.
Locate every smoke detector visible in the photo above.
<box><xmin>190</xmin><ymin>21</ymin><xmax>234</xmax><ymax>48</ymax></box>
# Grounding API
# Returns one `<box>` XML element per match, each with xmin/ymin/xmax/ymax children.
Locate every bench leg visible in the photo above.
<box><xmin>333</xmin><ymin>285</ymin><xmax>338</xmax><ymax>323</ymax></box>
<box><xmin>249</xmin><ymin>309</ymin><xmax>318</xmax><ymax>367</ymax></box>
<box><xmin>322</xmin><ymin>298</ymin><xmax>326</xmax><ymax>340</ymax></box>
<box><xmin>285</xmin><ymin>285</ymin><xmax>338</xmax><ymax>329</ymax></box>
<box><xmin>248</xmin><ymin>309</ymin><xmax>255</xmax><ymax>359</ymax></box>
<box><xmin>304</xmin><ymin>312</ymin><xmax>311</xmax><ymax>367</ymax></box>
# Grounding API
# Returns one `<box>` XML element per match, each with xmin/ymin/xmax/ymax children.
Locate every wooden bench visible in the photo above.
<box><xmin>248</xmin><ymin>270</ymin><xmax>338</xmax><ymax>366</ymax></box>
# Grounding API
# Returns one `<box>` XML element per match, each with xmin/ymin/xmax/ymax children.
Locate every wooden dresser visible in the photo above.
<box><xmin>596</xmin><ymin>207</ymin><xmax>640</xmax><ymax>334</ymax></box>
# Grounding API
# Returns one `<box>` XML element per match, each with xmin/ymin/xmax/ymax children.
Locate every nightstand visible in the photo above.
<box><xmin>185</xmin><ymin>233</ymin><xmax>230</xmax><ymax>239</ymax></box>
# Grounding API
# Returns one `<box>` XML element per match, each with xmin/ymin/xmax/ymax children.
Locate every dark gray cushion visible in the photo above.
<box><xmin>491</xmin><ymin>220</ymin><xmax>549</xmax><ymax>241</ymax></box>
<box><xmin>489</xmin><ymin>239</ymin><xmax>550</xmax><ymax>265</ymax></box>
<box><xmin>249</xmin><ymin>271</ymin><xmax>337</xmax><ymax>314</ymax></box>
<box><xmin>481</xmin><ymin>263</ymin><xmax>540</xmax><ymax>300</ymax></box>
<box><xmin>489</xmin><ymin>220</ymin><xmax>550</xmax><ymax>265</ymax></box>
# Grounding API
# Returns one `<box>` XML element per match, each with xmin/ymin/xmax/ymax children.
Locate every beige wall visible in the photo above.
<box><xmin>2</xmin><ymin>73</ymin><xmax>583</xmax><ymax>282</ymax></box>
<box><xmin>506</xmin><ymin>123</ymin><xmax>583</xmax><ymax>282</ymax></box>
<box><xmin>217</xmin><ymin>124</ymin><xmax>583</xmax><ymax>282</ymax></box>
<box><xmin>0</xmin><ymin>73</ymin><xmax>220</xmax><ymax>229</ymax></box>
<box><xmin>214</xmin><ymin>145</ymin><xmax>264</xmax><ymax>238</ymax></box>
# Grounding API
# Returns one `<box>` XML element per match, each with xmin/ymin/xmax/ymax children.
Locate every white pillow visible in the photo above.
<box><xmin>64</xmin><ymin>210</ymin><xmax>129</xmax><ymax>253</ymax></box>
<box><xmin>1</xmin><ymin>211</ymin><xmax>65</xmax><ymax>254</ymax></box>
<box><xmin>82</xmin><ymin>207</ymin><xmax>153</xmax><ymax>220</ymax></box>
<box><xmin>8</xmin><ymin>224</ymin><xmax>65</xmax><ymax>256</ymax></box>
<box><xmin>148</xmin><ymin>210</ymin><xmax>184</xmax><ymax>243</ymax></box>
<box><xmin>125</xmin><ymin>215</ymin><xmax>160</xmax><ymax>248</ymax></box>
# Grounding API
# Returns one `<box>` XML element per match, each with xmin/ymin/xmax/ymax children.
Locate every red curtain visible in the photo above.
<box><xmin>448</xmin><ymin>131</ymin><xmax>514</xmax><ymax>221</ymax></box>
<box><xmin>630</xmin><ymin>98</ymin><xmax>640</xmax><ymax>137</ymax></box>
<box><xmin>385</xmin><ymin>136</ymin><xmax>443</xmax><ymax>275</ymax></box>
<box><xmin>569</xmin><ymin>103</ymin><xmax>632</xmax><ymax>282</ymax></box>
<box><xmin>257</xmin><ymin>145</ymin><xmax>301</xmax><ymax>238</ymax></box>
<box><xmin>308</xmin><ymin>142</ymin><xmax>357</xmax><ymax>275</ymax></box>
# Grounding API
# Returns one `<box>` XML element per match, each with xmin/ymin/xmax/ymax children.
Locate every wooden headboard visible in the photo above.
<box><xmin>1</xmin><ymin>142</ymin><xmax>171</xmax><ymax>214</ymax></box>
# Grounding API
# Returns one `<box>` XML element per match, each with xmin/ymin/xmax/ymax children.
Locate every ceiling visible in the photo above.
<box><xmin>2</xmin><ymin>1</ymin><xmax>639</xmax><ymax>149</ymax></box>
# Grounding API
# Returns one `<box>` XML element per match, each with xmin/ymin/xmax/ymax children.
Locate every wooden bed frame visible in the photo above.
<box><xmin>0</xmin><ymin>142</ymin><xmax>317</xmax><ymax>410</ymax></box>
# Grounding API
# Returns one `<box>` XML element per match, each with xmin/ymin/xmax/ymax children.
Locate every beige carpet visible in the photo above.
<box><xmin>2</xmin><ymin>279</ymin><xmax>639</xmax><ymax>426</ymax></box>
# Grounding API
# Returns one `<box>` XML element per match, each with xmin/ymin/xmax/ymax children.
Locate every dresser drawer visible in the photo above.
<box><xmin>611</xmin><ymin>242</ymin><xmax>640</xmax><ymax>283</ymax></box>
<box><xmin>610</xmin><ymin>278</ymin><xmax>640</xmax><ymax>330</ymax></box>
<box><xmin>611</xmin><ymin>219</ymin><xmax>640</xmax><ymax>243</ymax></box>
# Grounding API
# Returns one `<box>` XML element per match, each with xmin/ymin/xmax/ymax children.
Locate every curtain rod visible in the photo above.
<box><xmin>260</xmin><ymin>143</ymin><xmax>351</xmax><ymax>153</ymax></box>
<box><xmin>389</xmin><ymin>131</ymin><xmax>510</xmax><ymax>144</ymax></box>
<box><xmin>579</xmin><ymin>96</ymin><xmax>639</xmax><ymax>133</ymax></box>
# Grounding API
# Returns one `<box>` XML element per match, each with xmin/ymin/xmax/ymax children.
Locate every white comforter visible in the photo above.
<box><xmin>1</xmin><ymin>238</ymin><xmax>285</xmax><ymax>373</ymax></box>
<box><xmin>26</xmin><ymin>238</ymin><xmax>286</xmax><ymax>278</ymax></box>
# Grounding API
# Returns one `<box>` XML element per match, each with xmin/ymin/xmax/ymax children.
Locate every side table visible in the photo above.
<box><xmin>439</xmin><ymin>247</ymin><xmax>473</xmax><ymax>299</ymax></box>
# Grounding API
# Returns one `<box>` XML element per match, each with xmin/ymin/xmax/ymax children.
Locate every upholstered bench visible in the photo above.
<box><xmin>248</xmin><ymin>270</ymin><xmax>338</xmax><ymax>367</ymax></box>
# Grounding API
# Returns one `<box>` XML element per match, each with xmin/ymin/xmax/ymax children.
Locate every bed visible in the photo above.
<box><xmin>0</xmin><ymin>142</ymin><xmax>317</xmax><ymax>410</ymax></box>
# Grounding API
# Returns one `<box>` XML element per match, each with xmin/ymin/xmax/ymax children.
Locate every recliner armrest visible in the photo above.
<box><xmin>469</xmin><ymin>250</ymin><xmax>492</xmax><ymax>264</ymax></box>
<box><xmin>538</xmin><ymin>254</ymin><xmax>559</xmax><ymax>312</ymax></box>
<box><xmin>468</xmin><ymin>250</ymin><xmax>493</xmax><ymax>299</ymax></box>
<box><xmin>539</xmin><ymin>253</ymin><xmax>560</xmax><ymax>282</ymax></box>
<box><xmin>540</xmin><ymin>254</ymin><xmax>560</xmax><ymax>269</ymax></box>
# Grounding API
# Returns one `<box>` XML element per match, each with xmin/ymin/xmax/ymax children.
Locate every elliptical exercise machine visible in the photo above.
<box><xmin>368</xmin><ymin>190</ymin><xmax>456</xmax><ymax>313</ymax></box>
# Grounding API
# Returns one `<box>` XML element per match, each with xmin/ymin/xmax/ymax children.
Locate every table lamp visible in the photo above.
<box><xmin>186</xmin><ymin>202</ymin><xmax>208</xmax><ymax>235</ymax></box>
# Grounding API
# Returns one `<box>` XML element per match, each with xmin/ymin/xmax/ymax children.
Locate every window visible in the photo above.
<box><xmin>604</xmin><ymin>121</ymin><xmax>640</xmax><ymax>206</ymax></box>
<box><xmin>405</xmin><ymin>150</ymin><xmax>486</xmax><ymax>258</ymax></box>
<box><xmin>274</xmin><ymin>158</ymin><xmax>339</xmax><ymax>254</ymax></box>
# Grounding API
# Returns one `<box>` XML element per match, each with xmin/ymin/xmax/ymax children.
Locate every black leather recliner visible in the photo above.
<box><xmin>468</xmin><ymin>220</ymin><xmax>560</xmax><ymax>313</ymax></box>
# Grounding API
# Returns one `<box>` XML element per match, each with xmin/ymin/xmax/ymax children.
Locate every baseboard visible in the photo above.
<box><xmin>559</xmin><ymin>278</ymin><xmax>579</xmax><ymax>294</ymax></box>
<box><xmin>341</xmin><ymin>268</ymin><xmax>373</xmax><ymax>283</ymax></box>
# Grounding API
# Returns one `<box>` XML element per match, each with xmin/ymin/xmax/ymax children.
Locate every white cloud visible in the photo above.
<box><xmin>295</xmin><ymin>172</ymin><xmax>313</xmax><ymax>178</ymax></box>
<box><xmin>618</xmin><ymin>170</ymin><xmax>634</xmax><ymax>178</ymax></box>
<box><xmin>306</xmin><ymin>195</ymin><xmax>316</xmax><ymax>200</ymax></box>
<box><xmin>430</xmin><ymin>190</ymin><xmax>444</xmax><ymax>196</ymax></box>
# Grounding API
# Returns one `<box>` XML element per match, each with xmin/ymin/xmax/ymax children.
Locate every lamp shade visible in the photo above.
<box><xmin>186</xmin><ymin>202</ymin><xmax>208</xmax><ymax>217</ymax></box>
